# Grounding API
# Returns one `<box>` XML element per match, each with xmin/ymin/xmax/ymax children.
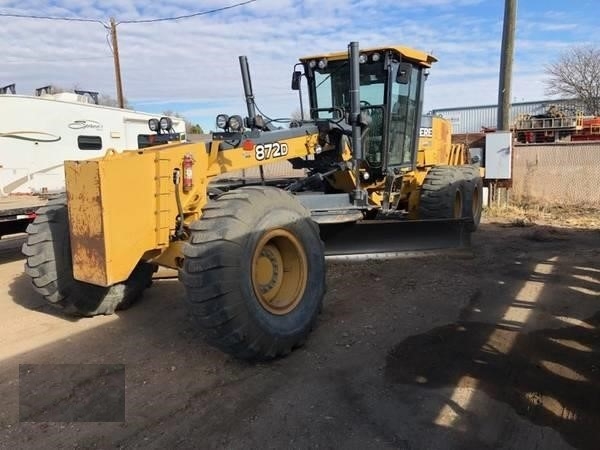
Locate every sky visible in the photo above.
<box><xmin>1</xmin><ymin>0</ymin><xmax>599</xmax><ymax>132</ymax></box>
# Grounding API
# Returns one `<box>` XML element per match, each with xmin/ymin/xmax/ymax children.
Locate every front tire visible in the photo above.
<box><xmin>22</xmin><ymin>196</ymin><xmax>154</xmax><ymax>316</ymax></box>
<box><xmin>418</xmin><ymin>166</ymin><xmax>464</xmax><ymax>220</ymax></box>
<box><xmin>180</xmin><ymin>186</ymin><xmax>325</xmax><ymax>361</ymax></box>
<box><xmin>456</xmin><ymin>166</ymin><xmax>484</xmax><ymax>231</ymax></box>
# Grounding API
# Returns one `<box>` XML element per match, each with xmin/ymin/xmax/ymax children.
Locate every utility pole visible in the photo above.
<box><xmin>497</xmin><ymin>0</ymin><xmax>517</xmax><ymax>131</ymax></box>
<box><xmin>110</xmin><ymin>17</ymin><xmax>125</xmax><ymax>108</ymax></box>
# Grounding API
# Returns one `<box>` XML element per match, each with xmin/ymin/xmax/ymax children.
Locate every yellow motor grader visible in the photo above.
<box><xmin>22</xmin><ymin>42</ymin><xmax>483</xmax><ymax>360</ymax></box>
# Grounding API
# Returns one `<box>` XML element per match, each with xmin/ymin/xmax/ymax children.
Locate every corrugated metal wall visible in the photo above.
<box><xmin>511</xmin><ymin>142</ymin><xmax>600</xmax><ymax>206</ymax></box>
<box><xmin>431</xmin><ymin>99</ymin><xmax>583</xmax><ymax>134</ymax></box>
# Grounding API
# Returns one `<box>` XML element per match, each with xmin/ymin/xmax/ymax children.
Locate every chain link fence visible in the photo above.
<box><xmin>511</xmin><ymin>143</ymin><xmax>600</xmax><ymax>206</ymax></box>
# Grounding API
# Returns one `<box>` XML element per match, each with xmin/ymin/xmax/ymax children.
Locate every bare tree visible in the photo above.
<box><xmin>98</xmin><ymin>93</ymin><xmax>131</xmax><ymax>109</ymax></box>
<box><xmin>49</xmin><ymin>84</ymin><xmax>131</xmax><ymax>108</ymax></box>
<box><xmin>290</xmin><ymin>108</ymin><xmax>305</xmax><ymax>121</ymax></box>
<box><xmin>545</xmin><ymin>46</ymin><xmax>600</xmax><ymax>115</ymax></box>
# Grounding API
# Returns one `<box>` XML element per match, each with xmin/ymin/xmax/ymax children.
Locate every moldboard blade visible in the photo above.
<box><xmin>320</xmin><ymin>219</ymin><xmax>472</xmax><ymax>261</ymax></box>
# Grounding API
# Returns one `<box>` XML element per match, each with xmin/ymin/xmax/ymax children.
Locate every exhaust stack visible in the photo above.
<box><xmin>239</xmin><ymin>56</ymin><xmax>257</xmax><ymax>127</ymax></box>
<box><xmin>348</xmin><ymin>41</ymin><xmax>366</xmax><ymax>206</ymax></box>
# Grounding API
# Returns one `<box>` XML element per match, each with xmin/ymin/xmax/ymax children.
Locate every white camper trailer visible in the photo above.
<box><xmin>0</xmin><ymin>91</ymin><xmax>186</xmax><ymax>195</ymax></box>
<box><xmin>0</xmin><ymin>89</ymin><xmax>186</xmax><ymax>237</ymax></box>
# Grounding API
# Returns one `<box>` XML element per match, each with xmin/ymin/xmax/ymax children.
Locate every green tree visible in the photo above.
<box><xmin>163</xmin><ymin>110</ymin><xmax>201</xmax><ymax>134</ymax></box>
<box><xmin>189</xmin><ymin>124</ymin><xmax>204</xmax><ymax>134</ymax></box>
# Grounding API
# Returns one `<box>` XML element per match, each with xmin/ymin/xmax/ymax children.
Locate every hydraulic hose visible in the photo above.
<box><xmin>172</xmin><ymin>168</ymin><xmax>185</xmax><ymax>239</ymax></box>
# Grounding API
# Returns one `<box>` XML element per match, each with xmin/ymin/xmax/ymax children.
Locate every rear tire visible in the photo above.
<box><xmin>456</xmin><ymin>165</ymin><xmax>484</xmax><ymax>231</ymax></box>
<box><xmin>418</xmin><ymin>166</ymin><xmax>464</xmax><ymax>220</ymax></box>
<box><xmin>180</xmin><ymin>186</ymin><xmax>325</xmax><ymax>361</ymax></box>
<box><xmin>22</xmin><ymin>196</ymin><xmax>154</xmax><ymax>316</ymax></box>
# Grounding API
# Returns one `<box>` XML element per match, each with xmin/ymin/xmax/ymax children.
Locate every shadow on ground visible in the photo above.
<box><xmin>9</xmin><ymin>272</ymin><xmax>80</xmax><ymax>321</ymax></box>
<box><xmin>0</xmin><ymin>236</ymin><xmax>26</xmax><ymax>265</ymax></box>
<box><xmin>386</xmin><ymin>225</ymin><xmax>600</xmax><ymax>450</ymax></box>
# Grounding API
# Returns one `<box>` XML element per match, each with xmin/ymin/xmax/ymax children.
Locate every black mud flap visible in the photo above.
<box><xmin>320</xmin><ymin>218</ymin><xmax>472</xmax><ymax>261</ymax></box>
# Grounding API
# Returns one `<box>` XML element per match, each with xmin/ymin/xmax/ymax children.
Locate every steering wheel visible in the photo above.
<box><xmin>359</xmin><ymin>100</ymin><xmax>372</xmax><ymax>118</ymax></box>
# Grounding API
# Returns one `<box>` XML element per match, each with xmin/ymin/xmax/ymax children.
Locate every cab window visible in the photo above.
<box><xmin>388</xmin><ymin>65</ymin><xmax>421</xmax><ymax>166</ymax></box>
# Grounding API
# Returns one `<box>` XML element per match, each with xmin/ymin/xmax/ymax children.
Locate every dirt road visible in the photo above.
<box><xmin>0</xmin><ymin>220</ymin><xmax>598</xmax><ymax>449</ymax></box>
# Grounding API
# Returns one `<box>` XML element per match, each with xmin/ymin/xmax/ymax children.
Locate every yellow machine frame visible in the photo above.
<box><xmin>64</xmin><ymin>43</ymin><xmax>475</xmax><ymax>287</ymax></box>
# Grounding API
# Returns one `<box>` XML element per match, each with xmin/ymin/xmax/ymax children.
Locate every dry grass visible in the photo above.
<box><xmin>484</xmin><ymin>202</ymin><xmax>600</xmax><ymax>230</ymax></box>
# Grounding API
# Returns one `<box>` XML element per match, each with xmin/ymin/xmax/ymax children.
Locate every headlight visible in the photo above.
<box><xmin>227</xmin><ymin>115</ymin><xmax>244</xmax><ymax>132</ymax></box>
<box><xmin>317</xmin><ymin>58</ymin><xmax>328</xmax><ymax>69</ymax></box>
<box><xmin>371</xmin><ymin>52</ymin><xmax>381</xmax><ymax>62</ymax></box>
<box><xmin>216</xmin><ymin>114</ymin><xmax>229</xmax><ymax>129</ymax></box>
<box><xmin>308</xmin><ymin>59</ymin><xmax>317</xmax><ymax>69</ymax></box>
<box><xmin>359</xmin><ymin>53</ymin><xmax>368</xmax><ymax>64</ymax></box>
<box><xmin>148</xmin><ymin>118</ymin><xmax>159</xmax><ymax>132</ymax></box>
<box><xmin>159</xmin><ymin>116</ymin><xmax>173</xmax><ymax>131</ymax></box>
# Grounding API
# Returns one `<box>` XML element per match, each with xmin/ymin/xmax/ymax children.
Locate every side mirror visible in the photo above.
<box><xmin>291</xmin><ymin>71</ymin><xmax>302</xmax><ymax>90</ymax></box>
<box><xmin>396</xmin><ymin>62</ymin><xmax>412</xmax><ymax>85</ymax></box>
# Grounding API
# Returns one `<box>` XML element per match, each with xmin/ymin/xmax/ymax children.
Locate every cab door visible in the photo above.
<box><xmin>385</xmin><ymin>62</ymin><xmax>425</xmax><ymax>171</ymax></box>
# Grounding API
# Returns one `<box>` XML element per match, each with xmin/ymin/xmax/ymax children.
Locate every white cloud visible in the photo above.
<box><xmin>0</xmin><ymin>0</ymin><xmax>597</xmax><ymax>130</ymax></box>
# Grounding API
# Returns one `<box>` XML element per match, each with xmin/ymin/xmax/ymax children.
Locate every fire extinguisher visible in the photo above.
<box><xmin>182</xmin><ymin>153</ymin><xmax>194</xmax><ymax>193</ymax></box>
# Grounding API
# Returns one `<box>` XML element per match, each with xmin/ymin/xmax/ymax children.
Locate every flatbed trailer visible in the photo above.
<box><xmin>0</xmin><ymin>195</ymin><xmax>49</xmax><ymax>238</ymax></box>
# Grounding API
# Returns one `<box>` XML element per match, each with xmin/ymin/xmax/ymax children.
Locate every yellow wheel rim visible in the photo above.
<box><xmin>472</xmin><ymin>185</ymin><xmax>481</xmax><ymax>219</ymax></box>
<box><xmin>453</xmin><ymin>190</ymin><xmax>463</xmax><ymax>219</ymax></box>
<box><xmin>251</xmin><ymin>229</ymin><xmax>308</xmax><ymax>315</ymax></box>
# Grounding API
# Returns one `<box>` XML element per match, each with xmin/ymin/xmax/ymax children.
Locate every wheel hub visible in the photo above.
<box><xmin>252</xmin><ymin>229</ymin><xmax>308</xmax><ymax>315</ymax></box>
<box><xmin>255</xmin><ymin>244</ymin><xmax>284</xmax><ymax>299</ymax></box>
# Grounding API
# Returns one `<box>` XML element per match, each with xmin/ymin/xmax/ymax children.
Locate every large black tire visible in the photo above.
<box><xmin>456</xmin><ymin>165</ymin><xmax>484</xmax><ymax>231</ymax></box>
<box><xmin>180</xmin><ymin>186</ymin><xmax>325</xmax><ymax>361</ymax></box>
<box><xmin>22</xmin><ymin>196</ymin><xmax>155</xmax><ymax>316</ymax></box>
<box><xmin>418</xmin><ymin>166</ymin><xmax>464</xmax><ymax>220</ymax></box>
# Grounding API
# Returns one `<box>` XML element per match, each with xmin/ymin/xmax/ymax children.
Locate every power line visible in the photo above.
<box><xmin>0</xmin><ymin>0</ymin><xmax>257</xmax><ymax>26</ymax></box>
<box><xmin>0</xmin><ymin>12</ymin><xmax>106</xmax><ymax>25</ymax></box>
<box><xmin>106</xmin><ymin>28</ymin><xmax>113</xmax><ymax>53</ymax></box>
<box><xmin>4</xmin><ymin>55</ymin><xmax>113</xmax><ymax>64</ymax></box>
<box><xmin>0</xmin><ymin>0</ymin><xmax>258</xmax><ymax>109</ymax></box>
<box><xmin>119</xmin><ymin>0</ymin><xmax>256</xmax><ymax>24</ymax></box>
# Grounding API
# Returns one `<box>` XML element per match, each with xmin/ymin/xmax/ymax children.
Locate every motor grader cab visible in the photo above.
<box><xmin>23</xmin><ymin>42</ymin><xmax>482</xmax><ymax>361</ymax></box>
<box><xmin>287</xmin><ymin>44</ymin><xmax>480</xmax><ymax>223</ymax></box>
<box><xmin>294</xmin><ymin>45</ymin><xmax>428</xmax><ymax>187</ymax></box>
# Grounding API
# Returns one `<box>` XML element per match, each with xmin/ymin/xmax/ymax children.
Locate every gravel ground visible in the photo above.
<box><xmin>0</xmin><ymin>218</ymin><xmax>598</xmax><ymax>449</ymax></box>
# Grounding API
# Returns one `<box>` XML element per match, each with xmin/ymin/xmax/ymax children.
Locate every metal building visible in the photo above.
<box><xmin>430</xmin><ymin>98</ymin><xmax>583</xmax><ymax>134</ymax></box>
